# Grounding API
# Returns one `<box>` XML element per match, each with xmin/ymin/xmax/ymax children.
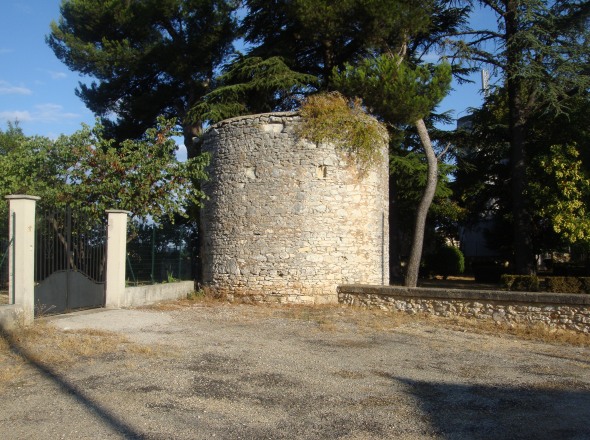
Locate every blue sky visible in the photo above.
<box><xmin>0</xmin><ymin>1</ymin><xmax>95</xmax><ymax>138</ymax></box>
<box><xmin>1</xmin><ymin>1</ymin><xmax>495</xmax><ymax>154</ymax></box>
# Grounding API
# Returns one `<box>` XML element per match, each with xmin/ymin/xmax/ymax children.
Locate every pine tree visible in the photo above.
<box><xmin>333</xmin><ymin>56</ymin><xmax>452</xmax><ymax>287</ymax></box>
<box><xmin>47</xmin><ymin>0</ymin><xmax>238</xmax><ymax>158</ymax></box>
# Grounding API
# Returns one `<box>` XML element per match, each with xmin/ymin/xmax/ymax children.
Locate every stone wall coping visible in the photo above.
<box><xmin>204</xmin><ymin>111</ymin><xmax>300</xmax><ymax>133</ymax></box>
<box><xmin>338</xmin><ymin>284</ymin><xmax>590</xmax><ymax>306</ymax></box>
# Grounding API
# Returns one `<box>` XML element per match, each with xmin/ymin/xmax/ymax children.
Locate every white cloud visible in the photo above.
<box><xmin>0</xmin><ymin>48</ymin><xmax>13</xmax><ymax>55</ymax></box>
<box><xmin>0</xmin><ymin>110</ymin><xmax>32</xmax><ymax>123</ymax></box>
<box><xmin>0</xmin><ymin>80</ymin><xmax>32</xmax><ymax>95</ymax></box>
<box><xmin>0</xmin><ymin>104</ymin><xmax>79</xmax><ymax>124</ymax></box>
<box><xmin>38</xmin><ymin>69</ymin><xmax>67</xmax><ymax>80</ymax></box>
<box><xmin>34</xmin><ymin>104</ymin><xmax>80</xmax><ymax>122</ymax></box>
<box><xmin>50</xmin><ymin>71</ymin><xmax>67</xmax><ymax>80</ymax></box>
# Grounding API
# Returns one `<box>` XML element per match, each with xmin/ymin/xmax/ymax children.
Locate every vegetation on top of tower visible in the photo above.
<box><xmin>297</xmin><ymin>92</ymin><xmax>387</xmax><ymax>174</ymax></box>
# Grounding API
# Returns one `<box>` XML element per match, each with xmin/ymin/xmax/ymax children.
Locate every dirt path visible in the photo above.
<box><xmin>1</xmin><ymin>302</ymin><xmax>589</xmax><ymax>439</ymax></box>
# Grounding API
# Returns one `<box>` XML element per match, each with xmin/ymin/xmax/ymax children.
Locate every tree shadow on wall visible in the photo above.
<box><xmin>394</xmin><ymin>376</ymin><xmax>590</xmax><ymax>440</ymax></box>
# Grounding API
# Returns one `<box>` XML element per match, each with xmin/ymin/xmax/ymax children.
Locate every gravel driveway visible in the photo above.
<box><xmin>1</xmin><ymin>302</ymin><xmax>589</xmax><ymax>439</ymax></box>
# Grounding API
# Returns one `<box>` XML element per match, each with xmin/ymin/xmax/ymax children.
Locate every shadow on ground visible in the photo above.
<box><xmin>395</xmin><ymin>376</ymin><xmax>590</xmax><ymax>439</ymax></box>
<box><xmin>0</xmin><ymin>328</ymin><xmax>148</xmax><ymax>439</ymax></box>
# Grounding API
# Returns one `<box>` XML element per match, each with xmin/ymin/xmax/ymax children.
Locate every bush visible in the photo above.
<box><xmin>579</xmin><ymin>277</ymin><xmax>590</xmax><ymax>294</ymax></box>
<box><xmin>501</xmin><ymin>274</ymin><xmax>540</xmax><ymax>292</ymax></box>
<box><xmin>545</xmin><ymin>276</ymin><xmax>582</xmax><ymax>294</ymax></box>
<box><xmin>545</xmin><ymin>276</ymin><xmax>590</xmax><ymax>294</ymax></box>
<box><xmin>429</xmin><ymin>246</ymin><xmax>465</xmax><ymax>279</ymax></box>
<box><xmin>297</xmin><ymin>92</ymin><xmax>388</xmax><ymax>173</ymax></box>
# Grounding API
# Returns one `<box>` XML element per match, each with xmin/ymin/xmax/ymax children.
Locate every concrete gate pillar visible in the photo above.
<box><xmin>105</xmin><ymin>210</ymin><xmax>130</xmax><ymax>308</ymax></box>
<box><xmin>6</xmin><ymin>195</ymin><xmax>40</xmax><ymax>326</ymax></box>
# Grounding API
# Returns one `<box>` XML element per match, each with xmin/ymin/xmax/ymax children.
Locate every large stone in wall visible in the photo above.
<box><xmin>200</xmin><ymin>112</ymin><xmax>389</xmax><ymax>303</ymax></box>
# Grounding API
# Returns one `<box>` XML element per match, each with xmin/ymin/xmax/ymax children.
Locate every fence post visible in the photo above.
<box><xmin>6</xmin><ymin>195</ymin><xmax>40</xmax><ymax>325</ymax></box>
<box><xmin>105</xmin><ymin>210</ymin><xmax>130</xmax><ymax>308</ymax></box>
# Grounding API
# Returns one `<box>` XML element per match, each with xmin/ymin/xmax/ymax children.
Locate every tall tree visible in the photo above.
<box><xmin>47</xmin><ymin>0</ymin><xmax>238</xmax><ymax>157</ymax></box>
<box><xmin>334</xmin><ymin>56</ymin><xmax>452</xmax><ymax>287</ymax></box>
<box><xmin>451</xmin><ymin>0</ymin><xmax>590</xmax><ymax>273</ymax></box>
<box><xmin>241</xmin><ymin>0</ymin><xmax>440</xmax><ymax>89</ymax></box>
<box><xmin>217</xmin><ymin>0</ymin><xmax>467</xmax><ymax>282</ymax></box>
<box><xmin>454</xmin><ymin>85</ymin><xmax>590</xmax><ymax>261</ymax></box>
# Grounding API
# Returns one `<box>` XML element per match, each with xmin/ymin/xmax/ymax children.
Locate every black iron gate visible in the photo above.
<box><xmin>34</xmin><ymin>208</ymin><xmax>106</xmax><ymax>315</ymax></box>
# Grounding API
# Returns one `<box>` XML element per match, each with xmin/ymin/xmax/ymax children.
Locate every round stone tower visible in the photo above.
<box><xmin>200</xmin><ymin>112</ymin><xmax>389</xmax><ymax>303</ymax></box>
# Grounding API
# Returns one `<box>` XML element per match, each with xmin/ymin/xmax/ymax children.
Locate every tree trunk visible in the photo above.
<box><xmin>389</xmin><ymin>176</ymin><xmax>403</xmax><ymax>282</ymax></box>
<box><xmin>505</xmin><ymin>0</ymin><xmax>534</xmax><ymax>274</ymax></box>
<box><xmin>404</xmin><ymin>118</ymin><xmax>438</xmax><ymax>287</ymax></box>
<box><xmin>183</xmin><ymin>122</ymin><xmax>202</xmax><ymax>160</ymax></box>
<box><xmin>182</xmin><ymin>121</ymin><xmax>205</xmax><ymax>282</ymax></box>
<box><xmin>509</xmin><ymin>112</ymin><xmax>534</xmax><ymax>274</ymax></box>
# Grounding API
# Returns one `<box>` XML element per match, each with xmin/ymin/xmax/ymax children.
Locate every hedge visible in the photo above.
<box><xmin>502</xmin><ymin>274</ymin><xmax>590</xmax><ymax>294</ymax></box>
<box><xmin>546</xmin><ymin>277</ymin><xmax>590</xmax><ymax>294</ymax></box>
<box><xmin>501</xmin><ymin>275</ymin><xmax>539</xmax><ymax>292</ymax></box>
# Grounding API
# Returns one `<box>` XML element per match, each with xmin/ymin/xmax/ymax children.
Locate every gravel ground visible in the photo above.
<box><xmin>1</xmin><ymin>302</ymin><xmax>589</xmax><ymax>440</ymax></box>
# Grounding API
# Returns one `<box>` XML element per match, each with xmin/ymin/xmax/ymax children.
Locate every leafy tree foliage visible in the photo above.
<box><xmin>47</xmin><ymin>0</ymin><xmax>238</xmax><ymax>157</ymax></box>
<box><xmin>243</xmin><ymin>0</ymin><xmax>409</xmax><ymax>84</ymax></box>
<box><xmin>195</xmin><ymin>0</ymin><xmax>419</xmax><ymax>121</ymax></box>
<box><xmin>538</xmin><ymin>144</ymin><xmax>590</xmax><ymax>245</ymax></box>
<box><xmin>191</xmin><ymin>55</ymin><xmax>318</xmax><ymax>124</ymax></box>
<box><xmin>333</xmin><ymin>55</ymin><xmax>451</xmax><ymax>287</ymax></box>
<box><xmin>0</xmin><ymin>119</ymin><xmax>208</xmax><ymax>226</ymax></box>
<box><xmin>450</xmin><ymin>0</ymin><xmax>590</xmax><ymax>273</ymax></box>
<box><xmin>333</xmin><ymin>56</ymin><xmax>452</xmax><ymax>123</ymax></box>
<box><xmin>0</xmin><ymin>121</ymin><xmax>25</xmax><ymax>155</ymax></box>
<box><xmin>453</xmin><ymin>78</ymin><xmax>590</xmax><ymax>265</ymax></box>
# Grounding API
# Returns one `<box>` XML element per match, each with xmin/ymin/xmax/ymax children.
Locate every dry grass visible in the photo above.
<box><xmin>248</xmin><ymin>302</ymin><xmax>426</xmax><ymax>334</ymax></box>
<box><xmin>333</xmin><ymin>370</ymin><xmax>366</xmax><ymax>379</ymax></box>
<box><xmin>140</xmin><ymin>289</ymin><xmax>222</xmax><ymax>311</ymax></box>
<box><xmin>0</xmin><ymin>320</ymin><xmax>159</xmax><ymax>389</ymax></box>
<box><xmin>145</xmin><ymin>283</ymin><xmax>590</xmax><ymax>347</ymax></box>
<box><xmin>0</xmin><ymin>335</ymin><xmax>25</xmax><ymax>386</ymax></box>
<box><xmin>433</xmin><ymin>315</ymin><xmax>589</xmax><ymax>346</ymax></box>
<box><xmin>156</xmin><ymin>294</ymin><xmax>590</xmax><ymax>347</ymax></box>
<box><xmin>275</xmin><ymin>303</ymin><xmax>589</xmax><ymax>346</ymax></box>
<box><xmin>13</xmin><ymin>321</ymin><xmax>149</xmax><ymax>364</ymax></box>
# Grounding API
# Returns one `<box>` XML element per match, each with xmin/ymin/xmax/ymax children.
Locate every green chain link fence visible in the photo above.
<box><xmin>126</xmin><ymin>222</ymin><xmax>194</xmax><ymax>286</ymax></box>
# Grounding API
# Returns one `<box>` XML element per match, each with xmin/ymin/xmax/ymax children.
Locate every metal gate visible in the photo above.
<box><xmin>34</xmin><ymin>208</ymin><xmax>106</xmax><ymax>315</ymax></box>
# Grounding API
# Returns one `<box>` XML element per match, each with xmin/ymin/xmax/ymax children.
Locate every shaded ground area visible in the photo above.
<box><xmin>0</xmin><ymin>302</ymin><xmax>589</xmax><ymax>439</ymax></box>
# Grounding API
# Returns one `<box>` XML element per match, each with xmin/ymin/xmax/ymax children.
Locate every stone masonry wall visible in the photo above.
<box><xmin>201</xmin><ymin>112</ymin><xmax>389</xmax><ymax>303</ymax></box>
<box><xmin>338</xmin><ymin>285</ymin><xmax>590</xmax><ymax>333</ymax></box>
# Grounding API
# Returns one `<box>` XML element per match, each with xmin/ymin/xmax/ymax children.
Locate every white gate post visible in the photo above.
<box><xmin>6</xmin><ymin>195</ymin><xmax>40</xmax><ymax>325</ymax></box>
<box><xmin>105</xmin><ymin>210</ymin><xmax>130</xmax><ymax>309</ymax></box>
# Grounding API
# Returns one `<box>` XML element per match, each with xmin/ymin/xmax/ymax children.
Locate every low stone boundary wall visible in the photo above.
<box><xmin>122</xmin><ymin>281</ymin><xmax>195</xmax><ymax>308</ymax></box>
<box><xmin>338</xmin><ymin>285</ymin><xmax>590</xmax><ymax>333</ymax></box>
